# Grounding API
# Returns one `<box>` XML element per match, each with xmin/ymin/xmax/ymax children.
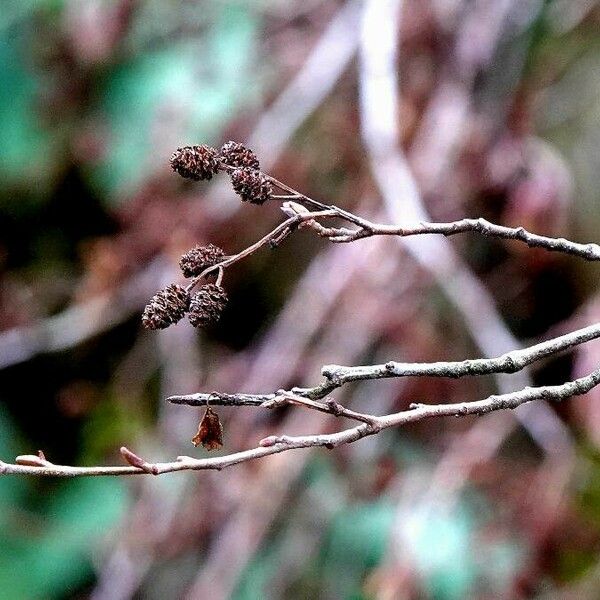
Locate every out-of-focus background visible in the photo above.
<box><xmin>1</xmin><ymin>1</ymin><xmax>600</xmax><ymax>598</ymax></box>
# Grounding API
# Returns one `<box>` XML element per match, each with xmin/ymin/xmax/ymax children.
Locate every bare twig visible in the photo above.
<box><xmin>344</xmin><ymin>218</ymin><xmax>600</xmax><ymax>258</ymax></box>
<box><xmin>2</xmin><ymin>366</ymin><xmax>598</xmax><ymax>477</ymax></box>
<box><xmin>261</xmin><ymin>391</ymin><xmax>379</xmax><ymax>426</ymax></box>
<box><xmin>188</xmin><ymin>175</ymin><xmax>600</xmax><ymax>298</ymax></box>
<box><xmin>184</xmin><ymin>208</ymin><xmax>337</xmax><ymax>294</ymax></box>
<box><xmin>180</xmin><ymin>189</ymin><xmax>600</xmax><ymax>304</ymax></box>
<box><xmin>318</xmin><ymin>217</ymin><xmax>600</xmax><ymax>260</ymax></box>
<box><xmin>119</xmin><ymin>447</ymin><xmax>159</xmax><ymax>475</ymax></box>
<box><xmin>168</xmin><ymin>321</ymin><xmax>600</xmax><ymax>407</ymax></box>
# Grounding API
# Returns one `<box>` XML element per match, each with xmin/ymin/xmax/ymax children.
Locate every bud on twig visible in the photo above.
<box><xmin>120</xmin><ymin>446</ymin><xmax>159</xmax><ymax>474</ymax></box>
<box><xmin>230</xmin><ymin>168</ymin><xmax>273</xmax><ymax>205</ymax></box>
<box><xmin>15</xmin><ymin>454</ymin><xmax>49</xmax><ymax>467</ymax></box>
<box><xmin>179</xmin><ymin>244</ymin><xmax>226</xmax><ymax>278</ymax></box>
<box><xmin>170</xmin><ymin>145</ymin><xmax>219</xmax><ymax>181</ymax></box>
<box><xmin>142</xmin><ymin>284</ymin><xmax>190</xmax><ymax>330</ymax></box>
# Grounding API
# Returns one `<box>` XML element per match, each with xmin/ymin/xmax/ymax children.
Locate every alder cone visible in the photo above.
<box><xmin>170</xmin><ymin>145</ymin><xmax>219</xmax><ymax>181</ymax></box>
<box><xmin>219</xmin><ymin>140</ymin><xmax>260</xmax><ymax>170</ymax></box>
<box><xmin>230</xmin><ymin>168</ymin><xmax>272</xmax><ymax>205</ymax></box>
<box><xmin>179</xmin><ymin>244</ymin><xmax>225</xmax><ymax>278</ymax></box>
<box><xmin>142</xmin><ymin>284</ymin><xmax>190</xmax><ymax>330</ymax></box>
<box><xmin>188</xmin><ymin>284</ymin><xmax>228</xmax><ymax>327</ymax></box>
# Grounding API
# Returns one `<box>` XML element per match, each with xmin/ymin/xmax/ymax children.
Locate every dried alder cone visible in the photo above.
<box><xmin>170</xmin><ymin>145</ymin><xmax>219</xmax><ymax>181</ymax></box>
<box><xmin>230</xmin><ymin>168</ymin><xmax>273</xmax><ymax>205</ymax></box>
<box><xmin>192</xmin><ymin>406</ymin><xmax>224</xmax><ymax>450</ymax></box>
<box><xmin>141</xmin><ymin>282</ymin><xmax>228</xmax><ymax>331</ymax></box>
<box><xmin>179</xmin><ymin>244</ymin><xmax>225</xmax><ymax>278</ymax></box>
<box><xmin>219</xmin><ymin>140</ymin><xmax>260</xmax><ymax>170</ymax></box>
<box><xmin>188</xmin><ymin>284</ymin><xmax>228</xmax><ymax>328</ymax></box>
<box><xmin>142</xmin><ymin>284</ymin><xmax>190</xmax><ymax>330</ymax></box>
<box><xmin>142</xmin><ymin>141</ymin><xmax>271</xmax><ymax>333</ymax></box>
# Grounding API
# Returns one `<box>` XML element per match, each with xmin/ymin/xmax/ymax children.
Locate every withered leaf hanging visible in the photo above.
<box><xmin>192</xmin><ymin>406</ymin><xmax>224</xmax><ymax>451</ymax></box>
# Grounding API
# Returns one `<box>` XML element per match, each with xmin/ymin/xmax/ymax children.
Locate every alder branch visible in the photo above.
<box><xmin>184</xmin><ymin>208</ymin><xmax>338</xmax><ymax>293</ymax></box>
<box><xmin>321</xmin><ymin>217</ymin><xmax>600</xmax><ymax>260</ymax></box>
<box><xmin>168</xmin><ymin>321</ymin><xmax>600</xmax><ymax>407</ymax></box>
<box><xmin>182</xmin><ymin>163</ymin><xmax>600</xmax><ymax>300</ymax></box>
<box><xmin>253</xmin><ymin>170</ymin><xmax>600</xmax><ymax>260</ymax></box>
<box><xmin>255</xmin><ymin>173</ymin><xmax>600</xmax><ymax>261</ymax></box>
<box><xmin>172</xmin><ymin>194</ymin><xmax>600</xmax><ymax>313</ymax></box>
<box><xmin>2</xmin><ymin>366</ymin><xmax>599</xmax><ymax>477</ymax></box>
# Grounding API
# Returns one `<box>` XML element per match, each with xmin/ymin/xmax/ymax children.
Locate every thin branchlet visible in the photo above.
<box><xmin>3</xmin><ymin>366</ymin><xmax>599</xmax><ymax>477</ymax></box>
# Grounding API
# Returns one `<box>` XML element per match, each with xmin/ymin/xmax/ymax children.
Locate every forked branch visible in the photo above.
<box><xmin>2</xmin><ymin>366</ymin><xmax>598</xmax><ymax>477</ymax></box>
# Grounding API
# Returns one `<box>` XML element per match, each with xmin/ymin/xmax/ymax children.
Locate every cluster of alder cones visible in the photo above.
<box><xmin>142</xmin><ymin>141</ymin><xmax>270</xmax><ymax>331</ymax></box>
<box><xmin>170</xmin><ymin>140</ymin><xmax>273</xmax><ymax>204</ymax></box>
<box><xmin>142</xmin><ymin>141</ymin><xmax>274</xmax><ymax>450</ymax></box>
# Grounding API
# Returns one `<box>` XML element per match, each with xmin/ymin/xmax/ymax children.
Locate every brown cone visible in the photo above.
<box><xmin>142</xmin><ymin>284</ymin><xmax>190</xmax><ymax>330</ymax></box>
<box><xmin>179</xmin><ymin>244</ymin><xmax>226</xmax><ymax>278</ymax></box>
<box><xmin>219</xmin><ymin>141</ymin><xmax>260</xmax><ymax>170</ymax></box>
<box><xmin>230</xmin><ymin>168</ymin><xmax>272</xmax><ymax>205</ymax></box>
<box><xmin>170</xmin><ymin>145</ymin><xmax>219</xmax><ymax>181</ymax></box>
<box><xmin>188</xmin><ymin>284</ymin><xmax>228</xmax><ymax>327</ymax></box>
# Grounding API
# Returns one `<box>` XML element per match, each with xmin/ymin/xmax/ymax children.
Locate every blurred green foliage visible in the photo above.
<box><xmin>233</xmin><ymin>454</ymin><xmax>523</xmax><ymax>600</ymax></box>
<box><xmin>95</xmin><ymin>3</ymin><xmax>261</xmax><ymax>197</ymax></box>
<box><xmin>0</xmin><ymin>28</ymin><xmax>56</xmax><ymax>200</ymax></box>
<box><xmin>0</xmin><ymin>407</ymin><xmax>128</xmax><ymax>600</ymax></box>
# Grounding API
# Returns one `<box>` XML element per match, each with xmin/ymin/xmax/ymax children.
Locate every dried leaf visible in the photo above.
<box><xmin>192</xmin><ymin>406</ymin><xmax>223</xmax><ymax>451</ymax></box>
